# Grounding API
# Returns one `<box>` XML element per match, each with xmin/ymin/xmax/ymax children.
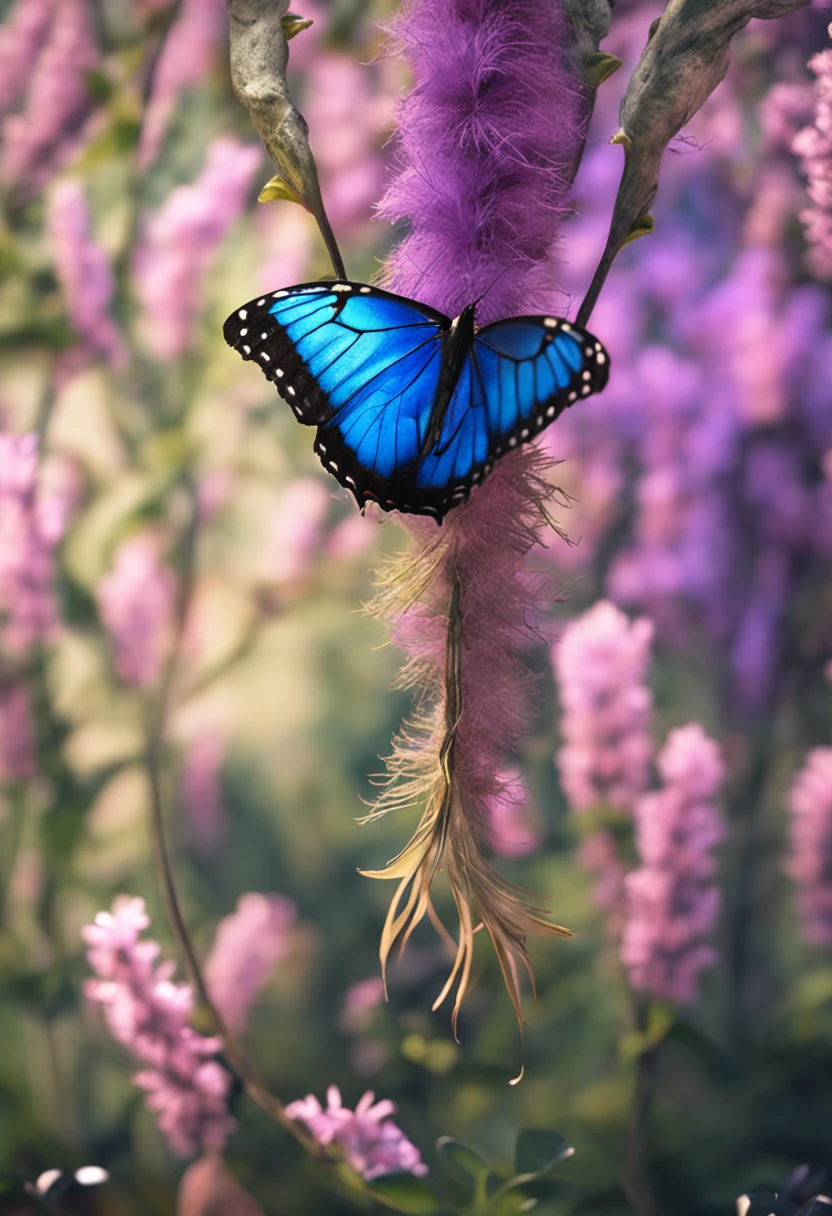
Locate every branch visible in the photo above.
<box><xmin>575</xmin><ymin>0</ymin><xmax>812</xmax><ymax>328</ymax></box>
<box><xmin>224</xmin><ymin>0</ymin><xmax>347</xmax><ymax>280</ymax></box>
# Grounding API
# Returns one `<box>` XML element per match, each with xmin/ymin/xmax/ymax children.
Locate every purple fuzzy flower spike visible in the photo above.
<box><xmin>621</xmin><ymin>725</ymin><xmax>726</xmax><ymax>1004</ymax></box>
<box><xmin>365</xmin><ymin>0</ymin><xmax>589</xmax><ymax>1031</ymax></box>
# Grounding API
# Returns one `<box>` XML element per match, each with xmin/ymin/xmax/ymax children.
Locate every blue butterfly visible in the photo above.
<box><xmin>223</xmin><ymin>281</ymin><xmax>610</xmax><ymax>522</ymax></box>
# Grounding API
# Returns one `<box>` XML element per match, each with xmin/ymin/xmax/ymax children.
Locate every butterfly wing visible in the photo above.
<box><xmin>412</xmin><ymin>316</ymin><xmax>610</xmax><ymax>515</ymax></box>
<box><xmin>223</xmin><ymin>281</ymin><xmax>449</xmax><ymax>511</ymax></box>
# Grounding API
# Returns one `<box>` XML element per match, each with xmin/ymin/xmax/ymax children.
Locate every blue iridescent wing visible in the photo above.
<box><xmin>223</xmin><ymin>281</ymin><xmax>448</xmax><ymax>510</ymax></box>
<box><xmin>413</xmin><ymin>316</ymin><xmax>610</xmax><ymax>511</ymax></box>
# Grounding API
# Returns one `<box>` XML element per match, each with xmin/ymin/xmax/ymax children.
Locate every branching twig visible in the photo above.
<box><xmin>575</xmin><ymin>0</ymin><xmax>812</xmax><ymax>328</ymax></box>
<box><xmin>224</xmin><ymin>0</ymin><xmax>346</xmax><ymax>280</ymax></box>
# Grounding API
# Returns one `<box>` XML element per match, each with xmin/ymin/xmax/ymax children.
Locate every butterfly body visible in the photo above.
<box><xmin>223</xmin><ymin>281</ymin><xmax>609</xmax><ymax>522</ymax></box>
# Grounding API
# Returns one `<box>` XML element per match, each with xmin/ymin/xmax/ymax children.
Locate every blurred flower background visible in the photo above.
<box><xmin>0</xmin><ymin>0</ymin><xmax>831</xmax><ymax>1213</ymax></box>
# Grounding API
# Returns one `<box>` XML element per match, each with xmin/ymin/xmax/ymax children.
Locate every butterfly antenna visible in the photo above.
<box><xmin>472</xmin><ymin>264</ymin><xmax>512</xmax><ymax>311</ymax></box>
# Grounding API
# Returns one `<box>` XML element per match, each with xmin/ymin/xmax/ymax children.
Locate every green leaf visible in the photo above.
<box><xmin>514</xmin><ymin>1130</ymin><xmax>573</xmax><ymax>1179</ymax></box>
<box><xmin>583</xmin><ymin>52</ymin><xmax>623</xmax><ymax>87</ymax></box>
<box><xmin>436</xmin><ymin>1137</ymin><xmax>490</xmax><ymax>1188</ymax></box>
<box><xmin>621</xmin><ymin>213</ymin><xmax>655</xmax><ymax>248</ymax></box>
<box><xmin>282</xmin><ymin>12</ymin><xmax>314</xmax><ymax>40</ymax></box>
<box><xmin>364</xmin><ymin>1173</ymin><xmax>449</xmax><ymax>1214</ymax></box>
<box><xmin>258</xmin><ymin>174</ymin><xmax>304</xmax><ymax>206</ymax></box>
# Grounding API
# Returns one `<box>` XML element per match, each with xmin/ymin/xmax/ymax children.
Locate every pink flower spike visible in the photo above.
<box><xmin>133</xmin><ymin>137</ymin><xmax>260</xmax><ymax>360</ymax></box>
<box><xmin>621</xmin><ymin>725</ymin><xmax>726</xmax><ymax>1004</ymax></box>
<box><xmin>553</xmin><ymin>601</ymin><xmax>654</xmax><ymax>814</ymax></box>
<box><xmin>0</xmin><ymin>432</ymin><xmax>66</xmax><ymax>653</ymax></box>
<box><xmin>83</xmin><ymin>896</ymin><xmax>236</xmax><ymax>1158</ymax></box>
<box><xmin>786</xmin><ymin>747</ymin><xmax>832</xmax><ymax>946</ymax></box>
<box><xmin>205</xmin><ymin>892</ymin><xmax>297</xmax><ymax>1035</ymax></box>
<box><xmin>47</xmin><ymin>180</ymin><xmax>128</xmax><ymax>371</ymax></box>
<box><xmin>286</xmin><ymin>1087</ymin><xmax>428</xmax><ymax>1180</ymax></box>
<box><xmin>96</xmin><ymin>536</ymin><xmax>176</xmax><ymax>687</ymax></box>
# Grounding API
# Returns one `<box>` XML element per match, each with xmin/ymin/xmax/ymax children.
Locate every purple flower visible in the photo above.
<box><xmin>46</xmin><ymin>180</ymin><xmax>128</xmax><ymax>371</ymax></box>
<box><xmin>0</xmin><ymin>0</ymin><xmax>52</xmax><ymax>116</ymax></box>
<box><xmin>785</xmin><ymin>747</ymin><xmax>832</xmax><ymax>946</ymax></box>
<box><xmin>0</xmin><ymin>433</ymin><xmax>65</xmax><ymax>653</ymax></box>
<box><xmin>0</xmin><ymin>681</ymin><xmax>36</xmax><ymax>781</ymax></box>
<box><xmin>553</xmin><ymin>601</ymin><xmax>654</xmax><ymax>814</ymax></box>
<box><xmin>285</xmin><ymin>1086</ymin><xmax>427</xmax><ymax>1180</ymax></box>
<box><xmin>138</xmin><ymin>0</ymin><xmax>227</xmax><ymax>168</ymax></box>
<box><xmin>793</xmin><ymin>32</ymin><xmax>832</xmax><ymax>280</ymax></box>
<box><xmin>83</xmin><ymin>897</ymin><xmax>236</xmax><ymax>1158</ymax></box>
<box><xmin>133</xmin><ymin>137</ymin><xmax>260</xmax><ymax>360</ymax></box>
<box><xmin>204</xmin><ymin>893</ymin><xmax>297</xmax><ymax>1035</ymax></box>
<box><xmin>96</xmin><ymin>536</ymin><xmax>176</xmax><ymax>687</ymax></box>
<box><xmin>179</xmin><ymin>727</ymin><xmax>227</xmax><ymax>855</ymax></box>
<box><xmin>621</xmin><ymin>725</ymin><xmax>725</xmax><ymax>1004</ymax></box>
<box><xmin>0</xmin><ymin>0</ymin><xmax>96</xmax><ymax>193</ymax></box>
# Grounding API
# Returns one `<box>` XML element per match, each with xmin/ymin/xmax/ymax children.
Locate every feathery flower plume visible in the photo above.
<box><xmin>96</xmin><ymin>536</ymin><xmax>176</xmax><ymax>687</ymax></box>
<box><xmin>364</xmin><ymin>0</ymin><xmax>587</xmax><ymax>1032</ymax></box>
<box><xmin>133</xmin><ymin>137</ymin><xmax>260</xmax><ymax>360</ymax></box>
<box><xmin>0</xmin><ymin>0</ymin><xmax>96</xmax><ymax>192</ymax></box>
<box><xmin>785</xmin><ymin>747</ymin><xmax>832</xmax><ymax>945</ymax></box>
<box><xmin>621</xmin><ymin>725</ymin><xmax>725</xmax><ymax>1004</ymax></box>
<box><xmin>793</xmin><ymin>26</ymin><xmax>832</xmax><ymax>280</ymax></box>
<box><xmin>46</xmin><ymin>180</ymin><xmax>128</xmax><ymax>370</ymax></box>
<box><xmin>0</xmin><ymin>433</ymin><xmax>65</xmax><ymax>653</ymax></box>
<box><xmin>286</xmin><ymin>1086</ymin><xmax>427</xmax><ymax>1180</ymax></box>
<box><xmin>83</xmin><ymin>897</ymin><xmax>236</xmax><ymax>1157</ymax></box>
<box><xmin>204</xmin><ymin>893</ymin><xmax>297</xmax><ymax>1035</ymax></box>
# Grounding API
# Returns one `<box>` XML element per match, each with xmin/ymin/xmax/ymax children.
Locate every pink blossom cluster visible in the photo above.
<box><xmin>0</xmin><ymin>681</ymin><xmax>36</xmax><ymax>781</ymax></box>
<box><xmin>205</xmin><ymin>892</ymin><xmax>297</xmax><ymax>1034</ymax></box>
<box><xmin>786</xmin><ymin>747</ymin><xmax>832</xmax><ymax>945</ymax></box>
<box><xmin>133</xmin><ymin>137</ymin><xmax>261</xmax><ymax>360</ymax></box>
<box><xmin>83</xmin><ymin>897</ymin><xmax>236</xmax><ymax>1157</ymax></box>
<box><xmin>793</xmin><ymin>28</ymin><xmax>832</xmax><ymax>280</ymax></box>
<box><xmin>621</xmin><ymin>725</ymin><xmax>726</xmax><ymax>1004</ymax></box>
<box><xmin>0</xmin><ymin>433</ymin><xmax>65</xmax><ymax>652</ymax></box>
<box><xmin>285</xmin><ymin>1086</ymin><xmax>427</xmax><ymax>1180</ymax></box>
<box><xmin>139</xmin><ymin>0</ymin><xmax>227</xmax><ymax>168</ymax></box>
<box><xmin>553</xmin><ymin>601</ymin><xmax>654</xmax><ymax>813</ymax></box>
<box><xmin>96</xmin><ymin>536</ymin><xmax>175</xmax><ymax>687</ymax></box>
<box><xmin>46</xmin><ymin>180</ymin><xmax>128</xmax><ymax>371</ymax></box>
<box><xmin>0</xmin><ymin>0</ymin><xmax>96</xmax><ymax>192</ymax></box>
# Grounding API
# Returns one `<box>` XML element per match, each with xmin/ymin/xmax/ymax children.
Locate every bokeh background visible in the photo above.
<box><xmin>0</xmin><ymin>0</ymin><xmax>831</xmax><ymax>1213</ymax></box>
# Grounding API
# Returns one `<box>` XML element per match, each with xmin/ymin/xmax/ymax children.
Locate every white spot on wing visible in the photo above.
<box><xmin>257</xmin><ymin>298</ymin><xmax>265</xmax><ymax>306</ymax></box>
<box><xmin>240</xmin><ymin>327</ymin><xmax>248</xmax><ymax>336</ymax></box>
<box><xmin>597</xmin><ymin>352</ymin><xmax>607</xmax><ymax>364</ymax></box>
<box><xmin>332</xmin><ymin>283</ymin><xmax>352</xmax><ymax>293</ymax></box>
<box><xmin>544</xmin><ymin>318</ymin><xmax>558</xmax><ymax>328</ymax></box>
<box><xmin>238</xmin><ymin>309</ymin><xmax>247</xmax><ymax>320</ymax></box>
<box><xmin>273</xmin><ymin>290</ymin><xmax>288</xmax><ymax>298</ymax></box>
<box><xmin>287</xmin><ymin>385</ymin><xmax>295</xmax><ymax>396</ymax></box>
<box><xmin>242</xmin><ymin>345</ymin><xmax>250</xmax><ymax>354</ymax></box>
<box><xmin>359</xmin><ymin>286</ymin><xmax>371</xmax><ymax>294</ymax></box>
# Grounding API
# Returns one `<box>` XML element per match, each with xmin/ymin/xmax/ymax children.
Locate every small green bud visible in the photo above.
<box><xmin>583</xmin><ymin>52</ymin><xmax>623</xmax><ymax>87</ymax></box>
<box><xmin>282</xmin><ymin>12</ymin><xmax>313</xmax><ymax>41</ymax></box>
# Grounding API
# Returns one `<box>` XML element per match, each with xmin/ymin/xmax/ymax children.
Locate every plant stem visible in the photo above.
<box><xmin>143</xmin><ymin>483</ymin><xmax>327</xmax><ymax>1160</ymax></box>
<box><xmin>624</xmin><ymin>1043</ymin><xmax>662</xmax><ymax>1216</ymax></box>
